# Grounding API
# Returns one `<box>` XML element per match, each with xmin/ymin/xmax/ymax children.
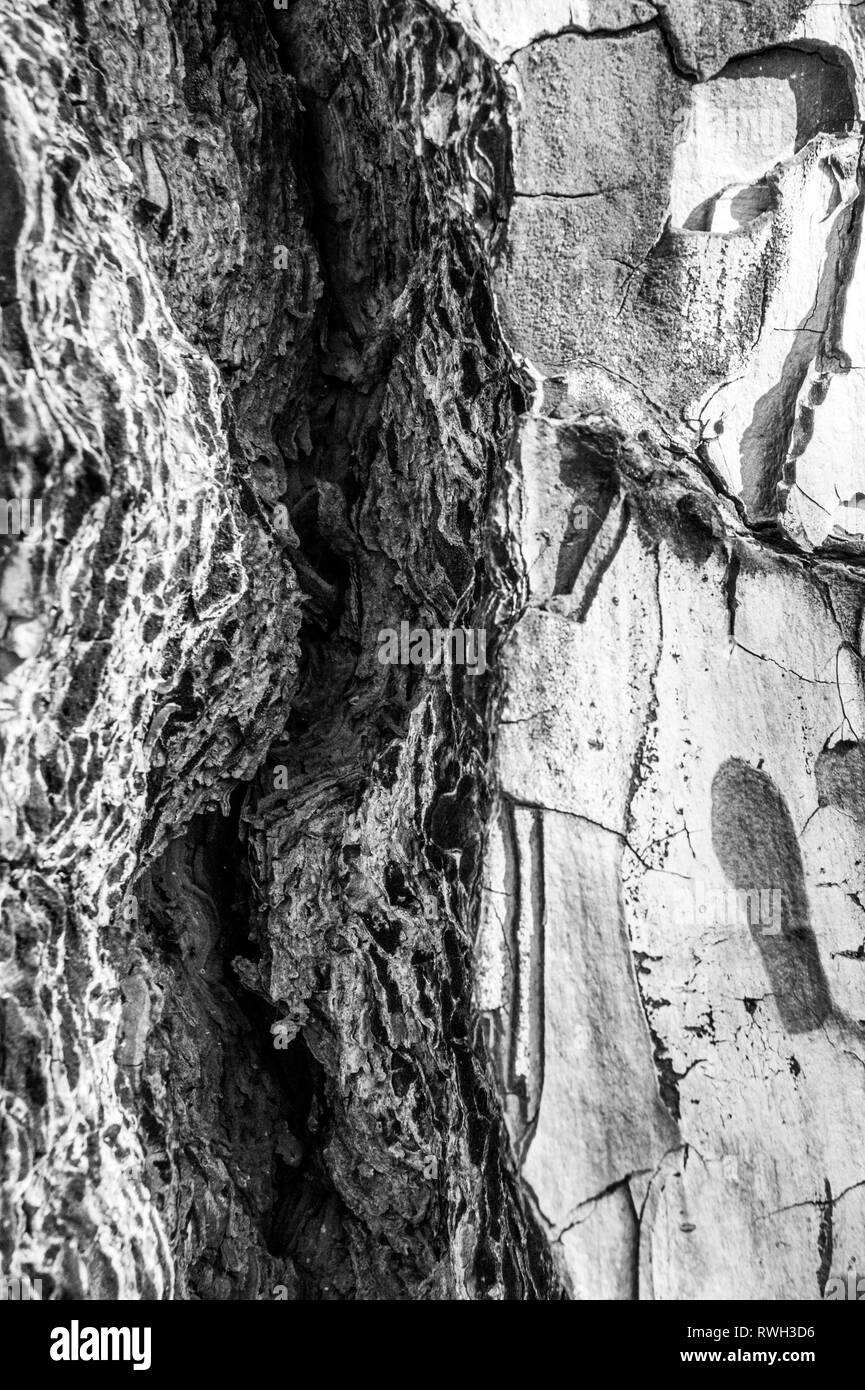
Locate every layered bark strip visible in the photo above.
<box><xmin>0</xmin><ymin>0</ymin><xmax>555</xmax><ymax>1300</ymax></box>
<box><xmin>0</xmin><ymin>0</ymin><xmax>863</xmax><ymax>1303</ymax></box>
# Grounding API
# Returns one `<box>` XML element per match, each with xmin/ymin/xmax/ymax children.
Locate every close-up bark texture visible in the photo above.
<box><xmin>2</xmin><ymin>0</ymin><xmax>865</xmax><ymax>1302</ymax></box>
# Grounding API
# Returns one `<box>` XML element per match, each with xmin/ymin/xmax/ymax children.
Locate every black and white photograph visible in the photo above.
<box><xmin>0</xmin><ymin>0</ymin><xmax>863</xmax><ymax>1346</ymax></box>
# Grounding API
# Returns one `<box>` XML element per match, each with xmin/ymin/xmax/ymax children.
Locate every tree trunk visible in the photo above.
<box><xmin>0</xmin><ymin>0</ymin><xmax>862</xmax><ymax>1301</ymax></box>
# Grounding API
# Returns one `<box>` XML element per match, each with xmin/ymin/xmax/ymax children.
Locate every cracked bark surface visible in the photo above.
<box><xmin>2</xmin><ymin>0</ymin><xmax>865</xmax><ymax>1302</ymax></box>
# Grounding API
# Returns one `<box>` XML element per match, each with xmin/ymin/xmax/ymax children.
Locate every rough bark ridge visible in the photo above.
<box><xmin>2</xmin><ymin>0</ymin><xmax>865</xmax><ymax>1302</ymax></box>
<box><xmin>0</xmin><ymin>0</ymin><xmax>557</xmax><ymax>1299</ymax></box>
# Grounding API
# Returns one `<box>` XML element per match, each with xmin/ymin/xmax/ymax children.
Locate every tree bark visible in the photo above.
<box><xmin>1</xmin><ymin>0</ymin><xmax>863</xmax><ymax>1301</ymax></box>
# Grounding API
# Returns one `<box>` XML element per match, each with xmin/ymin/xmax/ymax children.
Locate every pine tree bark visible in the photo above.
<box><xmin>1</xmin><ymin>0</ymin><xmax>863</xmax><ymax>1301</ymax></box>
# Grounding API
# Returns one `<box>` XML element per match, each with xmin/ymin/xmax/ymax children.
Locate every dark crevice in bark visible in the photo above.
<box><xmin>136</xmin><ymin>0</ymin><xmax>558</xmax><ymax>1298</ymax></box>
